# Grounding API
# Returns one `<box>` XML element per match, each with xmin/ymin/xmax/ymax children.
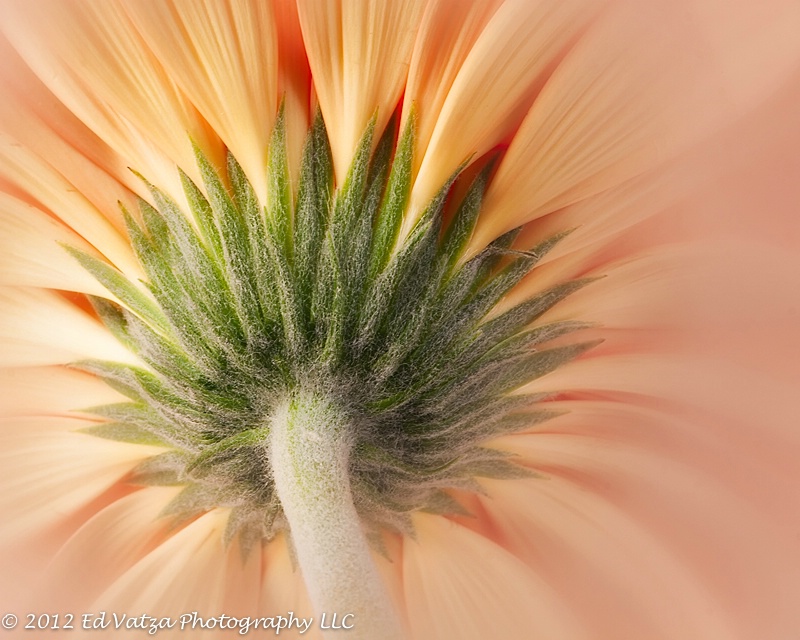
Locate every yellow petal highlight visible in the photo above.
<box><xmin>407</xmin><ymin>0</ymin><xmax>601</xmax><ymax>228</ymax></box>
<box><xmin>122</xmin><ymin>0</ymin><xmax>280</xmax><ymax>203</ymax></box>
<box><xmin>0</xmin><ymin>132</ymin><xmax>142</xmax><ymax>279</ymax></box>
<box><xmin>1</xmin><ymin>0</ymin><xmax>220</xmax><ymax>203</ymax></box>
<box><xmin>297</xmin><ymin>0</ymin><xmax>425</xmax><ymax>181</ymax></box>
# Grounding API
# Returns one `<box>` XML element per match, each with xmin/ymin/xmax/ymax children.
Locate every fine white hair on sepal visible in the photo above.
<box><xmin>68</xmin><ymin>107</ymin><xmax>597</xmax><ymax>548</ymax></box>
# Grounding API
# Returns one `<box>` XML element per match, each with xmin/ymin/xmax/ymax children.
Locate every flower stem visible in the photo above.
<box><xmin>268</xmin><ymin>390</ymin><xmax>403</xmax><ymax>640</ymax></box>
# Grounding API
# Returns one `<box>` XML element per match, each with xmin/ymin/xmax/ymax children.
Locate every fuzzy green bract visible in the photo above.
<box><xmin>71</xmin><ymin>108</ymin><xmax>596</xmax><ymax>549</ymax></box>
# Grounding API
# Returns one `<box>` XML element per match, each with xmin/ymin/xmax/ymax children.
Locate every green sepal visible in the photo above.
<box><xmin>265</xmin><ymin>103</ymin><xmax>294</xmax><ymax>258</ymax></box>
<box><xmin>368</xmin><ymin>109</ymin><xmax>415</xmax><ymax>280</ymax></box>
<box><xmin>354</xmin><ymin>162</ymin><xmax>463</xmax><ymax>366</ymax></box>
<box><xmin>420</xmin><ymin>490</ymin><xmax>472</xmax><ymax>517</ymax></box>
<box><xmin>78</xmin><ymin>422</ymin><xmax>170</xmax><ymax>447</ymax></box>
<box><xmin>227</xmin><ymin>151</ymin><xmax>275</xmax><ymax>326</ymax></box>
<box><xmin>160</xmin><ymin>483</ymin><xmax>224</xmax><ymax>521</ymax></box>
<box><xmin>452</xmin><ymin>454</ymin><xmax>537</xmax><ymax>480</ymax></box>
<box><xmin>224</xmin><ymin>504</ymin><xmax>281</xmax><ymax>559</ymax></box>
<box><xmin>439</xmin><ymin>161</ymin><xmax>493</xmax><ymax>277</ymax></box>
<box><xmin>123</xmin><ymin>196</ymin><xmax>241</xmax><ymax>366</ymax></box>
<box><xmin>86</xmin><ymin>296</ymin><xmax>135</xmax><ymax>351</ymax></box>
<box><xmin>293</xmin><ymin>110</ymin><xmax>333</xmax><ymax>336</ymax></box>
<box><xmin>61</xmin><ymin>245</ymin><xmax>168</xmax><ymax>334</ymax></box>
<box><xmin>129</xmin><ymin>451</ymin><xmax>191</xmax><ymax>486</ymax></box>
<box><xmin>315</xmin><ymin>114</ymin><xmax>376</xmax><ymax>362</ymax></box>
<box><xmin>186</xmin><ymin>426</ymin><xmax>270</xmax><ymax>476</ymax></box>
<box><xmin>80</xmin><ymin>401</ymin><xmax>195</xmax><ymax>449</ymax></box>
<box><xmin>264</xmin><ymin>107</ymin><xmax>305</xmax><ymax>356</ymax></box>
<box><xmin>69</xmin><ymin>359</ymin><xmax>145</xmax><ymax>401</ymax></box>
<box><xmin>192</xmin><ymin>143</ymin><xmax>262</xmax><ymax>342</ymax></box>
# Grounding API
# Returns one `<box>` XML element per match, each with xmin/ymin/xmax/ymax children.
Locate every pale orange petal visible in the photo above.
<box><xmin>36</xmin><ymin>487</ymin><xmax>181</xmax><ymax>613</ymax></box>
<box><xmin>480</xmin><ymin>474</ymin><xmax>748</xmax><ymax>639</ymax></box>
<box><xmin>273</xmin><ymin>0</ymin><xmax>313</xmax><ymax>183</ymax></box>
<box><xmin>469</xmin><ymin>0</ymin><xmax>800</xmax><ymax>253</ymax></box>
<box><xmin>407</xmin><ymin>0</ymin><xmax>602</xmax><ymax>227</ymax></box>
<box><xmin>259</xmin><ymin>534</ymin><xmax>320</xmax><ymax>640</ymax></box>
<box><xmin>488</xmin><ymin>391</ymin><xmax>800</xmax><ymax>638</ymax></box>
<box><xmin>0</xmin><ymin>133</ymin><xmax>141</xmax><ymax>278</ymax></box>
<box><xmin>400</xmin><ymin>0</ymin><xmax>503</xmax><ymax>175</ymax></box>
<box><xmin>1</xmin><ymin>0</ymin><xmax>221</xmax><ymax>202</ymax></box>
<box><xmin>371</xmin><ymin>532</ymin><xmax>408</xmax><ymax>635</ymax></box>
<box><xmin>122</xmin><ymin>0</ymin><xmax>279</xmax><ymax>203</ymax></box>
<box><xmin>470</xmin><ymin>8</ymin><xmax>667</xmax><ymax>250</ymax></box>
<box><xmin>0</xmin><ymin>34</ymin><xmax>138</xmax><ymax>226</ymax></box>
<box><xmin>90</xmin><ymin>511</ymin><xmax>229</xmax><ymax>626</ymax></box>
<box><xmin>402</xmin><ymin>513</ymin><xmax>587</xmax><ymax>640</ymax></box>
<box><xmin>0</xmin><ymin>366</ymin><xmax>124</xmax><ymax>418</ymax></box>
<box><xmin>0</xmin><ymin>287</ymin><xmax>139</xmax><ymax>366</ymax></box>
<box><xmin>670</xmin><ymin>0</ymin><xmax>800</xmax><ymax>139</ymax></box>
<box><xmin>82</xmin><ymin>507</ymin><xmax>264</xmax><ymax>638</ymax></box>
<box><xmin>0</xmin><ymin>417</ymin><xmax>159</xmax><ymax>545</ymax></box>
<box><xmin>220</xmin><ymin>537</ymin><xmax>264</xmax><ymax>620</ymax></box>
<box><xmin>297</xmin><ymin>0</ymin><xmax>425</xmax><ymax>180</ymax></box>
<box><xmin>0</xmin><ymin>193</ymin><xmax>108</xmax><ymax>294</ymax></box>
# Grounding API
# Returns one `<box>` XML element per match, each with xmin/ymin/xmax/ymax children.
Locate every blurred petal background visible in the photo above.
<box><xmin>1</xmin><ymin>0</ymin><xmax>799</xmax><ymax>638</ymax></box>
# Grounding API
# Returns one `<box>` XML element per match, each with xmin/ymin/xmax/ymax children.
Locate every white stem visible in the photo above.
<box><xmin>269</xmin><ymin>391</ymin><xmax>403</xmax><ymax>640</ymax></box>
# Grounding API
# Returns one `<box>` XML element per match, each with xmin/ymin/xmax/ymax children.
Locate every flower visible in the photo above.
<box><xmin>2</xmin><ymin>1</ymin><xmax>800</xmax><ymax>639</ymax></box>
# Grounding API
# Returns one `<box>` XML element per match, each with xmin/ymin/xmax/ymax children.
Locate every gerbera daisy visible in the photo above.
<box><xmin>1</xmin><ymin>1</ymin><xmax>800</xmax><ymax>638</ymax></box>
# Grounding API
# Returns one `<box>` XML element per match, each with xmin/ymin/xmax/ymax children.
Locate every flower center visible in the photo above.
<box><xmin>70</xmin><ymin>107</ymin><xmax>595</xmax><ymax>550</ymax></box>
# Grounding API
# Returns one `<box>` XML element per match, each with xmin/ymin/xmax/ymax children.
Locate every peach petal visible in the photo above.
<box><xmin>488</xmin><ymin>395</ymin><xmax>800</xmax><ymax>638</ymax></box>
<box><xmin>0</xmin><ymin>133</ymin><xmax>141</xmax><ymax>278</ymax></box>
<box><xmin>0</xmin><ymin>366</ymin><xmax>125</xmax><ymax>418</ymax></box>
<box><xmin>400</xmin><ymin>0</ymin><xmax>503</xmax><ymax>176</ymax></box>
<box><xmin>122</xmin><ymin>0</ymin><xmax>279</xmax><ymax>203</ymax></box>
<box><xmin>402</xmin><ymin>513</ymin><xmax>588</xmax><ymax>640</ymax></box>
<box><xmin>480</xmin><ymin>475</ymin><xmax>746</xmax><ymax>639</ymax></box>
<box><xmin>0</xmin><ymin>34</ymin><xmax>138</xmax><ymax>227</ymax></box>
<box><xmin>0</xmin><ymin>417</ymin><xmax>159</xmax><ymax>545</ymax></box>
<box><xmin>407</xmin><ymin>0</ymin><xmax>601</xmax><ymax>227</ymax></box>
<box><xmin>0</xmin><ymin>287</ymin><xmax>139</xmax><ymax>367</ymax></box>
<box><xmin>36</xmin><ymin>487</ymin><xmax>181</xmax><ymax>613</ymax></box>
<box><xmin>0</xmin><ymin>193</ymin><xmax>108</xmax><ymax>294</ymax></box>
<box><xmin>470</xmin><ymin>8</ymin><xmax>666</xmax><ymax>250</ymax></box>
<box><xmin>259</xmin><ymin>534</ymin><xmax>320</xmax><ymax>640</ymax></box>
<box><xmin>469</xmin><ymin>0</ymin><xmax>800</xmax><ymax>253</ymax></box>
<box><xmin>220</xmin><ymin>538</ymin><xmax>264</xmax><ymax>621</ymax></box>
<box><xmin>0</xmin><ymin>0</ymin><xmax>220</xmax><ymax>203</ymax></box>
<box><xmin>90</xmin><ymin>511</ymin><xmax>230</xmax><ymax>629</ymax></box>
<box><xmin>297</xmin><ymin>0</ymin><xmax>425</xmax><ymax>181</ymax></box>
<box><xmin>58</xmin><ymin>506</ymin><xmax>266</xmax><ymax>639</ymax></box>
<box><xmin>272</xmin><ymin>0</ymin><xmax>313</xmax><ymax>183</ymax></box>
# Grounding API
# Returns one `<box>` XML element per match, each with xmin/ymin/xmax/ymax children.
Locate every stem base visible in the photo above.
<box><xmin>269</xmin><ymin>390</ymin><xmax>403</xmax><ymax>640</ymax></box>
